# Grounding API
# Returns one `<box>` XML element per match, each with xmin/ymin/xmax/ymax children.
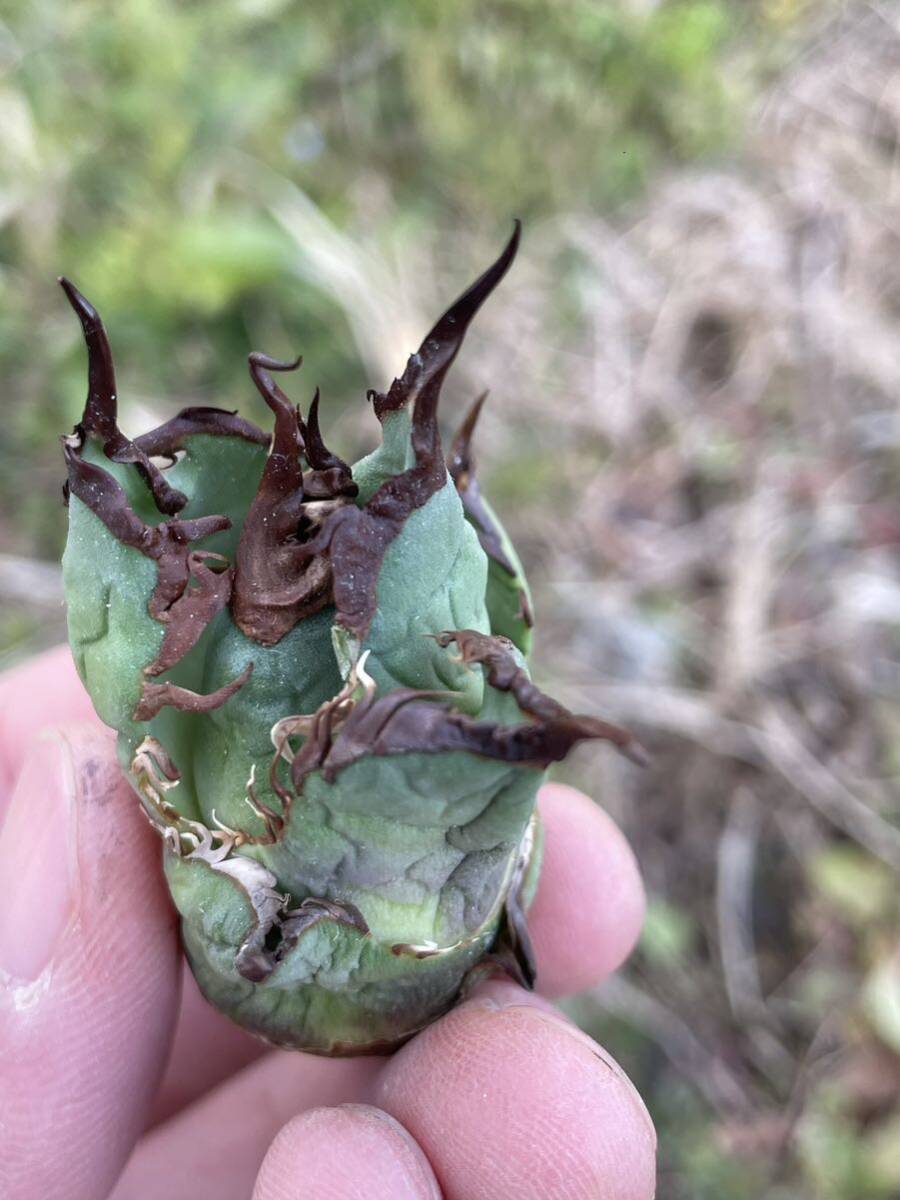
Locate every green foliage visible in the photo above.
<box><xmin>1</xmin><ymin>0</ymin><xmax>753</xmax><ymax>558</ymax></box>
<box><xmin>807</xmin><ymin>845</ymin><xmax>896</xmax><ymax>930</ymax></box>
<box><xmin>639</xmin><ymin>897</ymin><xmax>697</xmax><ymax>967</ymax></box>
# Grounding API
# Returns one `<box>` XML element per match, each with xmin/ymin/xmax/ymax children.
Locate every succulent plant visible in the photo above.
<box><xmin>59</xmin><ymin>224</ymin><xmax>642</xmax><ymax>1054</ymax></box>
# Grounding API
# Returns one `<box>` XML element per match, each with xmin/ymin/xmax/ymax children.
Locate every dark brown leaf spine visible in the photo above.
<box><xmin>59</xmin><ymin>277</ymin><xmax>188</xmax><ymax>515</ymax></box>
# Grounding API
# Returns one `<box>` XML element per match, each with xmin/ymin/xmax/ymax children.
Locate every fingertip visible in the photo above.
<box><xmin>253</xmin><ymin>1105</ymin><xmax>440</xmax><ymax>1200</ymax></box>
<box><xmin>531</xmin><ymin>783</ymin><xmax>646</xmax><ymax>998</ymax></box>
<box><xmin>377</xmin><ymin>997</ymin><xmax>656</xmax><ymax>1200</ymax></box>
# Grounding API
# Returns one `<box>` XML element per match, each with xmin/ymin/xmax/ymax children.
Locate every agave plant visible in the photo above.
<box><xmin>60</xmin><ymin>224</ymin><xmax>642</xmax><ymax>1054</ymax></box>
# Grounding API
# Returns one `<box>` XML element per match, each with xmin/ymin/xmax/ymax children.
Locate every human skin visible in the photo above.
<box><xmin>0</xmin><ymin>646</ymin><xmax>655</xmax><ymax>1200</ymax></box>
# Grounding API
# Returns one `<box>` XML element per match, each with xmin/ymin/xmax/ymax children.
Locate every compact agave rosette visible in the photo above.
<box><xmin>59</xmin><ymin>225</ymin><xmax>642</xmax><ymax>1054</ymax></box>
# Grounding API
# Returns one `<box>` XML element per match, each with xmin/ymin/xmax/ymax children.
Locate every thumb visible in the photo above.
<box><xmin>0</xmin><ymin>724</ymin><xmax>181</xmax><ymax>1200</ymax></box>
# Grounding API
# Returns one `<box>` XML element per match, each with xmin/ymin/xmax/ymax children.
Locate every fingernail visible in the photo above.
<box><xmin>338</xmin><ymin>1106</ymin><xmax>443</xmax><ymax>1200</ymax></box>
<box><xmin>0</xmin><ymin>733</ymin><xmax>77</xmax><ymax>982</ymax></box>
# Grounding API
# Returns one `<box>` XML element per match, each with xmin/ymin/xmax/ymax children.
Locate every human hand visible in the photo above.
<box><xmin>0</xmin><ymin>646</ymin><xmax>655</xmax><ymax>1200</ymax></box>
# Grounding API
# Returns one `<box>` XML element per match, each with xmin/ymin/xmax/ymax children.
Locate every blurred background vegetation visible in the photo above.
<box><xmin>2</xmin><ymin>1</ymin><xmax>899</xmax><ymax>1195</ymax></box>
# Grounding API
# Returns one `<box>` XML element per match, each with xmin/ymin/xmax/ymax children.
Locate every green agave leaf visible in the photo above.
<box><xmin>63</xmin><ymin>489</ymin><xmax>164</xmax><ymax>734</ymax></box>
<box><xmin>159</xmin><ymin>431</ymin><xmax>269</xmax><ymax>561</ymax></box>
<box><xmin>253</xmin><ymin>745</ymin><xmax>536</xmax><ymax>948</ymax></box>
<box><xmin>170</xmin><ymin>839</ymin><xmax>494</xmax><ymax>1052</ymax></box>
<box><xmin>351</xmin><ymin>408</ymin><xmax>415</xmax><ymax>501</ymax></box>
<box><xmin>448</xmin><ymin>393</ymin><xmax>534</xmax><ymax>654</ymax></box>
<box><xmin>358</xmin><ymin>476</ymin><xmax>490</xmax><ymax>707</ymax></box>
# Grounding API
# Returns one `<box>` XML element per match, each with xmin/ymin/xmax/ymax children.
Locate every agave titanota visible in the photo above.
<box><xmin>60</xmin><ymin>224</ymin><xmax>643</xmax><ymax>1053</ymax></box>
